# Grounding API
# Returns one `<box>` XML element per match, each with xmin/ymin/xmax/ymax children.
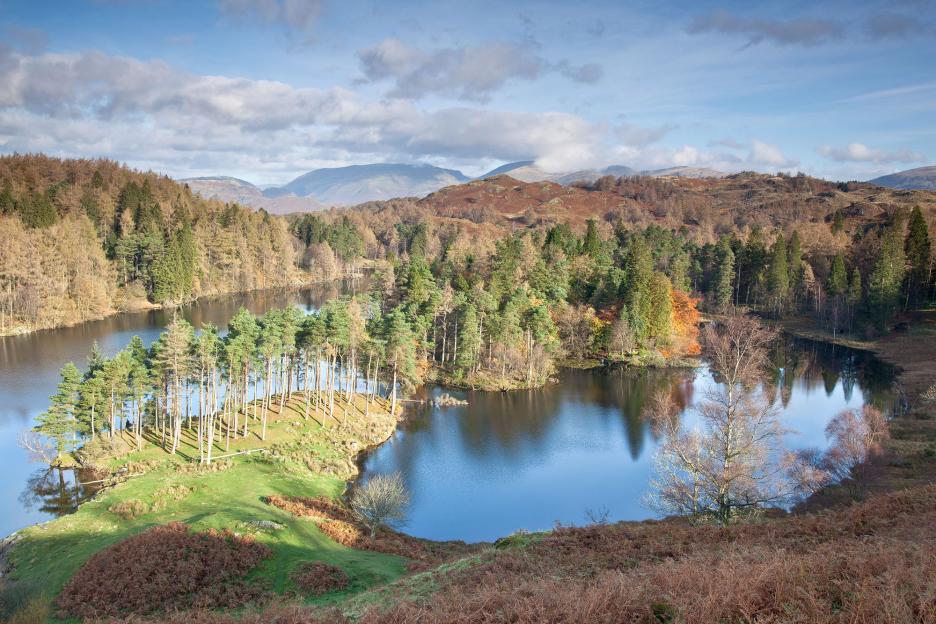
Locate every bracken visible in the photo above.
<box><xmin>54</xmin><ymin>522</ymin><xmax>271</xmax><ymax>619</ymax></box>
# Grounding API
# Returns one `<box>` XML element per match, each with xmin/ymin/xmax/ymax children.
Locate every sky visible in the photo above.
<box><xmin>0</xmin><ymin>0</ymin><xmax>934</xmax><ymax>184</ymax></box>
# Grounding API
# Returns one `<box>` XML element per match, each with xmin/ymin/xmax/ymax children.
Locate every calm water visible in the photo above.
<box><xmin>358</xmin><ymin>339</ymin><xmax>898</xmax><ymax>542</ymax></box>
<box><xmin>0</xmin><ymin>280</ymin><xmax>364</xmax><ymax>538</ymax></box>
<box><xmin>1</xmin><ymin>291</ymin><xmax>898</xmax><ymax>543</ymax></box>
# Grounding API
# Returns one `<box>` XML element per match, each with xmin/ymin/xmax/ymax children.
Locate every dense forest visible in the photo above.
<box><xmin>2</xmin><ymin>155</ymin><xmax>934</xmax><ymax>344</ymax></box>
<box><xmin>0</xmin><ymin>155</ymin><xmax>368</xmax><ymax>334</ymax></box>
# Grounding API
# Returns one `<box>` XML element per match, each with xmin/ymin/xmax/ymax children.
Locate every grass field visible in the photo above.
<box><xmin>3</xmin><ymin>392</ymin><xmax>408</xmax><ymax>621</ymax></box>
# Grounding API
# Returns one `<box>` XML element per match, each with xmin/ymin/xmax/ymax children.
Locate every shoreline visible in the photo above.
<box><xmin>0</xmin><ymin>266</ymin><xmax>374</xmax><ymax>338</ymax></box>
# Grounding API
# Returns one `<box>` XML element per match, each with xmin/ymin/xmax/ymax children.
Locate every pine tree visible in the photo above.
<box><xmin>646</xmin><ymin>273</ymin><xmax>674</xmax><ymax>343</ymax></box>
<box><xmin>583</xmin><ymin>219</ymin><xmax>602</xmax><ymax>259</ymax></box>
<box><xmin>869</xmin><ymin>228</ymin><xmax>906</xmax><ymax>329</ymax></box>
<box><xmin>905</xmin><ymin>206</ymin><xmax>931</xmax><ymax>307</ymax></box>
<box><xmin>827</xmin><ymin>253</ymin><xmax>848</xmax><ymax>296</ymax></box>
<box><xmin>454</xmin><ymin>303</ymin><xmax>480</xmax><ymax>376</ymax></box>
<box><xmin>36</xmin><ymin>363</ymin><xmax>83</xmax><ymax>461</ymax></box>
<box><xmin>767</xmin><ymin>233</ymin><xmax>789</xmax><ymax>316</ymax></box>
<box><xmin>714</xmin><ymin>237</ymin><xmax>735</xmax><ymax>311</ymax></box>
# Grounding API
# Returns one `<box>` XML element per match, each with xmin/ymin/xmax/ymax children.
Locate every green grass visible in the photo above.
<box><xmin>6</xmin><ymin>393</ymin><xmax>408</xmax><ymax>619</ymax></box>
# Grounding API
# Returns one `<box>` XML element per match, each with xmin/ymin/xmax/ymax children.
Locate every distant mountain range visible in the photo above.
<box><xmin>869</xmin><ymin>165</ymin><xmax>936</xmax><ymax>191</ymax></box>
<box><xmin>181</xmin><ymin>162</ymin><xmax>728</xmax><ymax>213</ymax></box>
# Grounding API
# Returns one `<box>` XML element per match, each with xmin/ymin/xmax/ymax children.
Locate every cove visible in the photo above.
<box><xmin>357</xmin><ymin>339</ymin><xmax>898</xmax><ymax>543</ymax></box>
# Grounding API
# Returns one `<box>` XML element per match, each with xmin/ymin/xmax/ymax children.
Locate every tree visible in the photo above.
<box><xmin>35</xmin><ymin>362</ymin><xmax>83</xmax><ymax>462</ymax></box>
<box><xmin>767</xmin><ymin>233</ymin><xmax>789</xmax><ymax>316</ymax></box>
<box><xmin>645</xmin><ymin>273</ymin><xmax>673</xmax><ymax>344</ymax></box>
<box><xmin>384</xmin><ymin>310</ymin><xmax>416</xmax><ymax>418</ymax></box>
<box><xmin>454</xmin><ymin>302</ymin><xmax>480</xmax><ymax>377</ymax></box>
<box><xmin>868</xmin><ymin>227</ymin><xmax>906</xmax><ymax>329</ymax></box>
<box><xmin>648</xmin><ymin>316</ymin><xmax>791</xmax><ymax>524</ymax></box>
<box><xmin>823</xmin><ymin>405</ymin><xmax>889</xmax><ymax>497</ymax></box>
<box><xmin>904</xmin><ymin>206</ymin><xmax>931</xmax><ymax>307</ymax></box>
<box><xmin>714</xmin><ymin>237</ymin><xmax>735</xmax><ymax>311</ymax></box>
<box><xmin>350</xmin><ymin>472</ymin><xmax>409</xmax><ymax>539</ymax></box>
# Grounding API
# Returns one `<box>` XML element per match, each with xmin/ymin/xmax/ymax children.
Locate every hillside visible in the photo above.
<box><xmin>367</xmin><ymin>171</ymin><xmax>936</xmax><ymax>241</ymax></box>
<box><xmin>0</xmin><ymin>156</ymin><xmax>362</xmax><ymax>334</ymax></box>
<box><xmin>870</xmin><ymin>165</ymin><xmax>936</xmax><ymax>190</ymax></box>
<box><xmin>181</xmin><ymin>177</ymin><xmax>323</xmax><ymax>214</ymax></box>
<box><xmin>265</xmin><ymin>163</ymin><xmax>469</xmax><ymax>206</ymax></box>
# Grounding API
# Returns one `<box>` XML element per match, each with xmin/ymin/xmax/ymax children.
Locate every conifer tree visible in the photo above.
<box><xmin>714</xmin><ymin>238</ymin><xmax>735</xmax><ymax>311</ymax></box>
<box><xmin>869</xmin><ymin>228</ymin><xmax>906</xmax><ymax>329</ymax></box>
<box><xmin>36</xmin><ymin>363</ymin><xmax>83</xmax><ymax>461</ymax></box>
<box><xmin>905</xmin><ymin>206</ymin><xmax>931</xmax><ymax>307</ymax></box>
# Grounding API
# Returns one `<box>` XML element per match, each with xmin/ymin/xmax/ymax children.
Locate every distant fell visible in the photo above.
<box><xmin>870</xmin><ymin>165</ymin><xmax>936</xmax><ymax>191</ymax></box>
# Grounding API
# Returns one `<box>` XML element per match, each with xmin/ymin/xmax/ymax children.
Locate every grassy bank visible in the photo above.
<box><xmin>2</xmin><ymin>392</ymin><xmax>408</xmax><ymax>621</ymax></box>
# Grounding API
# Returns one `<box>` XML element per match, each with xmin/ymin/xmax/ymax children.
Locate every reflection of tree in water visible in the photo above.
<box><xmin>768</xmin><ymin>337</ymin><xmax>898</xmax><ymax>414</ymax></box>
<box><xmin>19</xmin><ymin>467</ymin><xmax>102</xmax><ymax>518</ymax></box>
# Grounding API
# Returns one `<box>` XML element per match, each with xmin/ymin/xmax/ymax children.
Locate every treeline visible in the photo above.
<box><xmin>0</xmin><ymin>155</ymin><xmax>365</xmax><ymax>333</ymax></box>
<box><xmin>692</xmin><ymin>205</ymin><xmax>932</xmax><ymax>334</ymax></box>
<box><xmin>31</xmin><ymin>300</ymin><xmax>404</xmax><ymax>465</ymax></box>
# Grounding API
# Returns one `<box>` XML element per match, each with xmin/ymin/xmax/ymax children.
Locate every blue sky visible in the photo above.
<box><xmin>0</xmin><ymin>0</ymin><xmax>933</xmax><ymax>183</ymax></box>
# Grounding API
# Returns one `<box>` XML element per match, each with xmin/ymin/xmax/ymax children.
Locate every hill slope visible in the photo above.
<box><xmin>266</xmin><ymin>164</ymin><xmax>470</xmax><ymax>206</ymax></box>
<box><xmin>181</xmin><ymin>176</ymin><xmax>323</xmax><ymax>214</ymax></box>
<box><xmin>870</xmin><ymin>165</ymin><xmax>936</xmax><ymax>190</ymax></box>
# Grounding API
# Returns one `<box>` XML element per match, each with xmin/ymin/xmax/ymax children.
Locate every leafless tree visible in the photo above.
<box><xmin>647</xmin><ymin>316</ymin><xmax>794</xmax><ymax>524</ymax></box>
<box><xmin>19</xmin><ymin>430</ymin><xmax>58</xmax><ymax>465</ymax></box>
<box><xmin>350</xmin><ymin>472</ymin><xmax>409</xmax><ymax>539</ymax></box>
<box><xmin>823</xmin><ymin>405</ymin><xmax>889</xmax><ymax>496</ymax></box>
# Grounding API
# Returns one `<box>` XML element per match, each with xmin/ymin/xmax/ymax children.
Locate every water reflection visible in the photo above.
<box><xmin>19</xmin><ymin>467</ymin><xmax>104</xmax><ymax>517</ymax></box>
<box><xmin>0</xmin><ymin>278</ymin><xmax>363</xmax><ymax>538</ymax></box>
<box><xmin>358</xmin><ymin>338</ymin><xmax>898</xmax><ymax>543</ymax></box>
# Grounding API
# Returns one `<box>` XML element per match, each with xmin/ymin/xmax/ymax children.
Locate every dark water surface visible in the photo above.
<box><xmin>0</xmin><ymin>280</ymin><xmax>363</xmax><ymax>538</ymax></box>
<box><xmin>358</xmin><ymin>340</ymin><xmax>898</xmax><ymax>542</ymax></box>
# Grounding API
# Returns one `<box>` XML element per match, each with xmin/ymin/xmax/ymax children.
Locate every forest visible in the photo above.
<box><xmin>0</xmin><ymin>155</ymin><xmax>366</xmax><ymax>334</ymax></box>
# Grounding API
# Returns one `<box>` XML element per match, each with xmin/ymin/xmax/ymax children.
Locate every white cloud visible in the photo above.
<box><xmin>0</xmin><ymin>47</ymin><xmax>610</xmax><ymax>178</ymax></box>
<box><xmin>747</xmin><ymin>139</ymin><xmax>799</xmax><ymax>168</ymax></box>
<box><xmin>818</xmin><ymin>142</ymin><xmax>924</xmax><ymax>164</ymax></box>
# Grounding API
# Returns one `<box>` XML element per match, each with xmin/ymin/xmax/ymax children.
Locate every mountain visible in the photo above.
<box><xmin>477</xmin><ymin>162</ymin><xmax>723</xmax><ymax>186</ymax></box>
<box><xmin>266</xmin><ymin>163</ymin><xmax>470</xmax><ymax>206</ymax></box>
<box><xmin>869</xmin><ymin>165</ymin><xmax>936</xmax><ymax>190</ymax></box>
<box><xmin>477</xmin><ymin>161</ymin><xmax>618</xmax><ymax>184</ymax></box>
<box><xmin>181</xmin><ymin>176</ymin><xmax>323</xmax><ymax>214</ymax></box>
<box><xmin>185</xmin><ymin>162</ymin><xmax>728</xmax><ymax>212</ymax></box>
<box><xmin>643</xmin><ymin>166</ymin><xmax>728</xmax><ymax>179</ymax></box>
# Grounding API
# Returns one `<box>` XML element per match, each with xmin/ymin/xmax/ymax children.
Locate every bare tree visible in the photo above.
<box><xmin>822</xmin><ymin>405</ymin><xmax>889</xmax><ymax>496</ymax></box>
<box><xmin>350</xmin><ymin>472</ymin><xmax>409</xmax><ymax>539</ymax></box>
<box><xmin>19</xmin><ymin>430</ymin><xmax>58</xmax><ymax>465</ymax></box>
<box><xmin>647</xmin><ymin>316</ymin><xmax>792</xmax><ymax>524</ymax></box>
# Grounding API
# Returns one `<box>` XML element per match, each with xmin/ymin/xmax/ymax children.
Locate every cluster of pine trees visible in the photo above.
<box><xmin>693</xmin><ymin>206</ymin><xmax>931</xmax><ymax>334</ymax></box>
<box><xmin>34</xmin><ymin>299</ymin><xmax>414</xmax><ymax>465</ymax></box>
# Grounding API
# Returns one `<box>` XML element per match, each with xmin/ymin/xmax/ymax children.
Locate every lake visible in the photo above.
<box><xmin>357</xmin><ymin>339</ymin><xmax>898</xmax><ymax>542</ymax></box>
<box><xmin>0</xmin><ymin>286</ymin><xmax>899</xmax><ymax>542</ymax></box>
<box><xmin>0</xmin><ymin>279</ymin><xmax>365</xmax><ymax>538</ymax></box>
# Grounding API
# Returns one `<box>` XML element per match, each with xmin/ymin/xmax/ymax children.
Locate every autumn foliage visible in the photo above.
<box><xmin>670</xmin><ymin>289</ymin><xmax>701</xmax><ymax>356</ymax></box>
<box><xmin>144</xmin><ymin>484</ymin><xmax>936</xmax><ymax>624</ymax></box>
<box><xmin>54</xmin><ymin>522</ymin><xmax>270</xmax><ymax>619</ymax></box>
<box><xmin>265</xmin><ymin>495</ymin><xmax>475</xmax><ymax>564</ymax></box>
<box><xmin>289</xmin><ymin>562</ymin><xmax>349</xmax><ymax>596</ymax></box>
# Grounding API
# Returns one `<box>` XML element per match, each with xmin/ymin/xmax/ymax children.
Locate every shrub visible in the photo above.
<box><xmin>54</xmin><ymin>522</ymin><xmax>271</xmax><ymax>619</ymax></box>
<box><xmin>109</xmin><ymin>498</ymin><xmax>150</xmax><ymax>520</ymax></box>
<box><xmin>290</xmin><ymin>562</ymin><xmax>349</xmax><ymax>596</ymax></box>
<box><xmin>350</xmin><ymin>472</ymin><xmax>409</xmax><ymax>538</ymax></box>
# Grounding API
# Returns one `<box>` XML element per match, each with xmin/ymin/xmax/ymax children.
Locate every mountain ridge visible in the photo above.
<box><xmin>183</xmin><ymin>161</ymin><xmax>731</xmax><ymax>213</ymax></box>
<box><xmin>870</xmin><ymin>165</ymin><xmax>936</xmax><ymax>190</ymax></box>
